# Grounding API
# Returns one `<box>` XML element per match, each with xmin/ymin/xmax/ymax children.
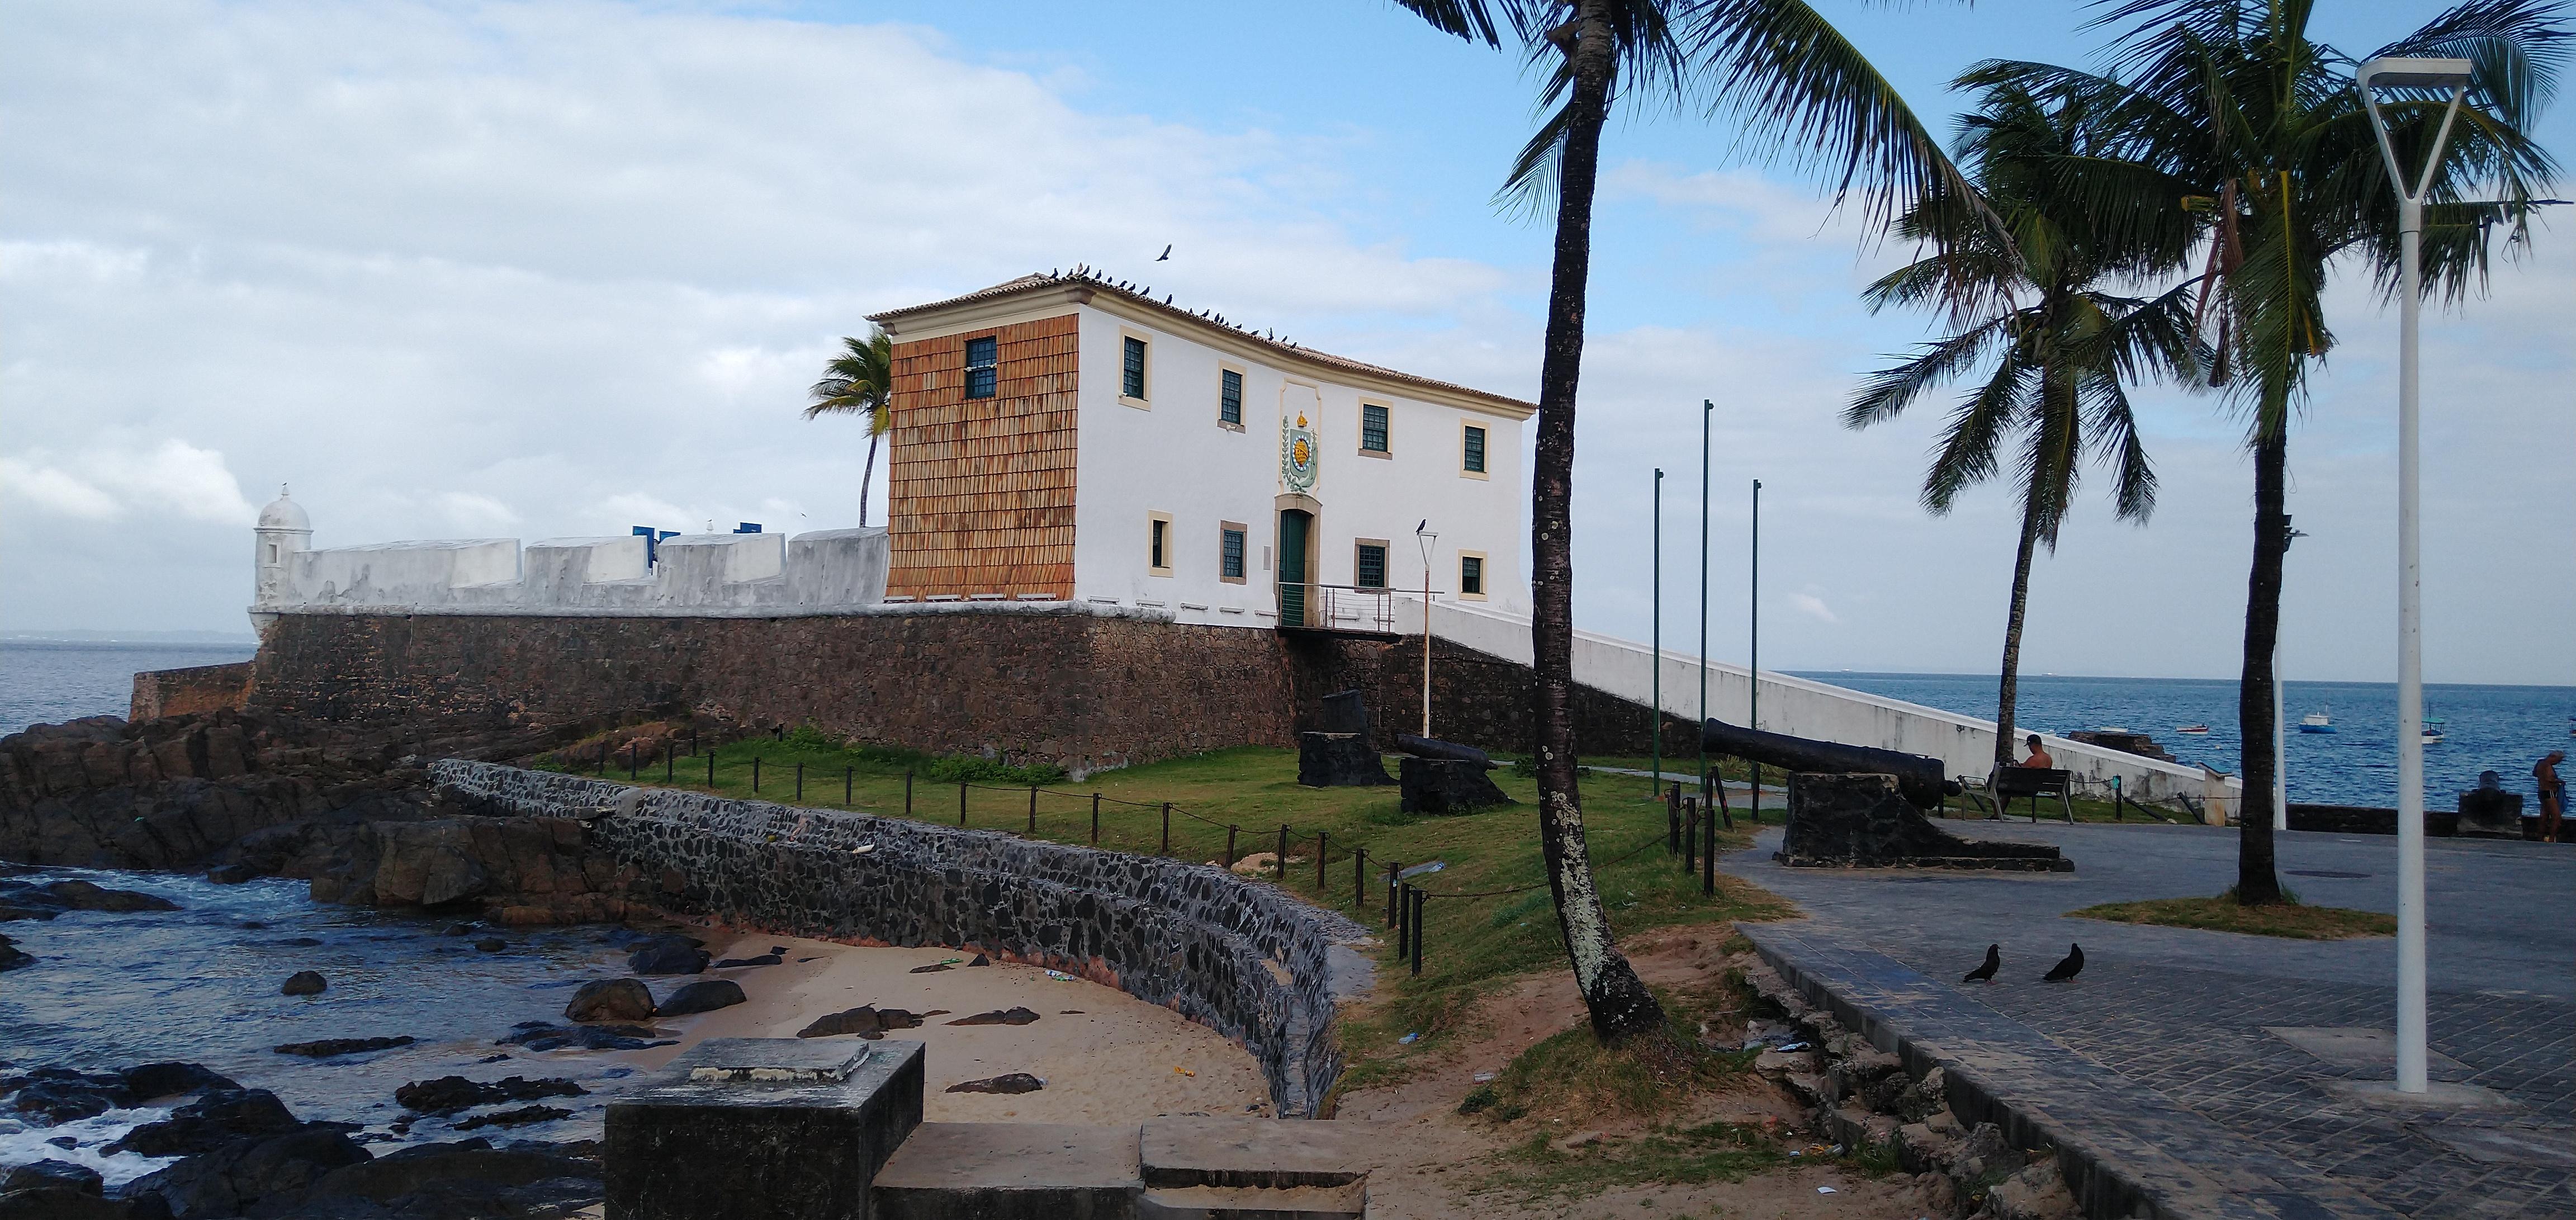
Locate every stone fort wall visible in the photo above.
<box><xmin>432</xmin><ymin>760</ymin><xmax>1371</xmax><ymax>1118</ymax></box>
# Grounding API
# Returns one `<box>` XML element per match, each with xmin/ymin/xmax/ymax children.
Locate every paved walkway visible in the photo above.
<box><xmin>1723</xmin><ymin>822</ymin><xmax>2574</xmax><ymax>1220</ymax></box>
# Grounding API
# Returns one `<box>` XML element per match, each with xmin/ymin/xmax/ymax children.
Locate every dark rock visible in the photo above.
<box><xmin>653</xmin><ymin>980</ymin><xmax>745</xmax><ymax>1016</ymax></box>
<box><xmin>623</xmin><ymin>937</ymin><xmax>707</xmax><ymax>976</ymax></box>
<box><xmin>906</xmin><ymin>962</ymin><xmax>951</xmax><ymax>974</ymax></box>
<box><xmin>9</xmin><ymin>1070</ymin><xmax>132</xmax><ymax>1123</ymax></box>
<box><xmin>0</xmin><ymin>904</ymin><xmax>59</xmax><ymax>922</ymax></box>
<box><xmin>1296</xmin><ymin>732</ymin><xmax>1393</xmax><ymax>788</ymax></box>
<box><xmin>795</xmin><ymin>1006</ymin><xmax>883</xmax><ymax>1038</ymax></box>
<box><xmin>563</xmin><ymin>978</ymin><xmax>655</xmax><ymax>1023</ymax></box>
<box><xmin>0</xmin><ymin>933</ymin><xmax>30</xmax><ymax>972</ymax></box>
<box><xmin>120</xmin><ymin>1063</ymin><xmax>239</xmax><ymax>1100</ymax></box>
<box><xmin>946</xmin><ymin>1006</ymin><xmax>1041</xmax><ymax>1027</ymax></box>
<box><xmin>107</xmin><ymin>1088</ymin><xmax>302</xmax><ymax>1157</ymax></box>
<box><xmin>204</xmin><ymin>864</ymin><xmax>261</xmax><ymax>885</ymax></box>
<box><xmin>1398</xmin><ymin>756</ymin><xmax>1512</xmax><ymax>814</ymax></box>
<box><xmin>441</xmin><ymin>923</ymin><xmax>473</xmax><ymax>936</ymax></box>
<box><xmin>496</xmin><ymin>1022</ymin><xmax>669</xmax><ymax>1052</ymax></box>
<box><xmin>944</xmin><ymin>1073</ymin><xmax>1045</xmax><ymax>1095</ymax></box>
<box><xmin>451</xmin><ymin>1105</ymin><xmax>572</xmax><ymax>1131</ymax></box>
<box><xmin>126</xmin><ymin>1127</ymin><xmax>373</xmax><ymax>1219</ymax></box>
<box><xmin>43</xmin><ymin>881</ymin><xmax>178</xmax><ymax>912</ymax></box>
<box><xmin>473</xmin><ymin>938</ymin><xmax>506</xmax><ymax>953</ymax></box>
<box><xmin>0</xmin><ymin>1186</ymin><xmax>130</xmax><ymax>1220</ymax></box>
<box><xmin>394</xmin><ymin>1075</ymin><xmax>583</xmax><ymax>1117</ymax></box>
<box><xmin>273</xmin><ymin>1037</ymin><xmax>415</xmax><ymax>1058</ymax></box>
<box><xmin>967</xmin><ymin>954</ymin><xmax>991</xmax><ymax>967</ymax></box>
<box><xmin>305</xmin><ymin>1137</ymin><xmax>599</xmax><ymax>1208</ymax></box>
<box><xmin>1777</xmin><ymin>773</ymin><xmax>2071</xmax><ymax>871</ymax></box>
<box><xmin>711</xmin><ymin>954</ymin><xmax>780</xmax><ymax>968</ymax></box>
<box><xmin>281</xmin><ymin>971</ymin><xmax>328</xmax><ymax>996</ymax></box>
<box><xmin>768</xmin><ymin>945</ymin><xmax>788</xmax><ymax>954</ymax></box>
<box><xmin>2</xmin><ymin>1159</ymin><xmax>101</xmax><ymax>1195</ymax></box>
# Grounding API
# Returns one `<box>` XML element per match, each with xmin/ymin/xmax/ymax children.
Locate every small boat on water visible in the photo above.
<box><xmin>2421</xmin><ymin>726</ymin><xmax>2445</xmax><ymax>743</ymax></box>
<box><xmin>2175</xmin><ymin>724</ymin><xmax>2210</xmax><ymax>735</ymax></box>
<box><xmin>2299</xmin><ymin>705</ymin><xmax>2336</xmax><ymax>734</ymax></box>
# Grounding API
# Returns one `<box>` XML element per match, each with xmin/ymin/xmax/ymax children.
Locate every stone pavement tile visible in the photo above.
<box><xmin>1744</xmin><ymin>924</ymin><xmax>2403</xmax><ymax>1220</ymax></box>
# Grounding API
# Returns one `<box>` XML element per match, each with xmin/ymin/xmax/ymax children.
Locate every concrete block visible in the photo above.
<box><xmin>871</xmin><ymin>1123</ymin><xmax>1142</xmax><ymax>1220</ymax></box>
<box><xmin>606</xmin><ymin>1038</ymin><xmax>923</xmax><ymax>1220</ymax></box>
<box><xmin>1138</xmin><ymin>1183</ymin><xmax>1366</xmax><ymax>1219</ymax></box>
<box><xmin>1138</xmin><ymin>1117</ymin><xmax>1369</xmax><ymax>1189</ymax></box>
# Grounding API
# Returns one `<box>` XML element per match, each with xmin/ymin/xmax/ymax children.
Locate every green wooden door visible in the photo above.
<box><xmin>1278</xmin><ymin>510</ymin><xmax>1310</xmax><ymax>627</ymax></box>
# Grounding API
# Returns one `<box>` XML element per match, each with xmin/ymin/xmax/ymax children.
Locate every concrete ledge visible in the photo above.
<box><xmin>1738</xmin><ymin>923</ymin><xmax>2404</xmax><ymax>1220</ymax></box>
<box><xmin>606</xmin><ymin>1038</ymin><xmax>924</xmax><ymax>1220</ymax></box>
<box><xmin>872</xmin><ymin>1123</ymin><xmax>1142</xmax><ymax>1220</ymax></box>
<box><xmin>1138</xmin><ymin>1116</ymin><xmax>1370</xmax><ymax>1189</ymax></box>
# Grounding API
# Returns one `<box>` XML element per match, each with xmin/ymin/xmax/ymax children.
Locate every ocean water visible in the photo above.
<box><xmin>1</xmin><ymin>641</ymin><xmax>257</xmax><ymax>736</ymax></box>
<box><xmin>0</xmin><ymin>866</ymin><xmax>648</xmax><ymax>1184</ymax></box>
<box><xmin>1796</xmin><ymin>670</ymin><xmax>2575</xmax><ymax>810</ymax></box>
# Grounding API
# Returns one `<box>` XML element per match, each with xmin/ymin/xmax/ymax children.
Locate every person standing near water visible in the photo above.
<box><xmin>2537</xmin><ymin>751</ymin><xmax>2566</xmax><ymax>843</ymax></box>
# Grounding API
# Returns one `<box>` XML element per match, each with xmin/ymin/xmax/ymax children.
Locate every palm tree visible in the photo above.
<box><xmin>1400</xmin><ymin>0</ymin><xmax>1968</xmax><ymax>1040</ymax></box>
<box><xmin>805</xmin><ymin>328</ymin><xmax>896</xmax><ymax>527</ymax></box>
<box><xmin>1967</xmin><ymin>0</ymin><xmax>2564</xmax><ymax>902</ymax></box>
<box><xmin>1846</xmin><ymin>82</ymin><xmax>2205</xmax><ymax>778</ymax></box>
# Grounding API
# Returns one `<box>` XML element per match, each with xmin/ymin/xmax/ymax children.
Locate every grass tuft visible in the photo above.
<box><xmin>2071</xmin><ymin>891</ymin><xmax>2394</xmax><ymax>939</ymax></box>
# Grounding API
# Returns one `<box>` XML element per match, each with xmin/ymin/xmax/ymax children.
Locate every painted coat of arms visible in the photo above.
<box><xmin>1280</xmin><ymin>412</ymin><xmax>1319</xmax><ymax>492</ymax></box>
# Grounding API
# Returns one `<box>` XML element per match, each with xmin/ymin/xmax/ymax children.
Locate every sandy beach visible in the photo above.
<box><xmin>599</xmin><ymin>925</ymin><xmax>1273</xmax><ymax>1124</ymax></box>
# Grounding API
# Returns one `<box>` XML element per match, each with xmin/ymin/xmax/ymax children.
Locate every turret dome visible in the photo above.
<box><xmin>258</xmin><ymin>486</ymin><xmax>311</xmax><ymax>532</ymax></box>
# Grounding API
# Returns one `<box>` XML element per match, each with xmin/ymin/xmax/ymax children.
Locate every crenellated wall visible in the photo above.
<box><xmin>432</xmin><ymin>760</ymin><xmax>1373</xmax><ymax>1118</ymax></box>
<box><xmin>252</xmin><ymin>528</ymin><xmax>890</xmax><ymax>621</ymax></box>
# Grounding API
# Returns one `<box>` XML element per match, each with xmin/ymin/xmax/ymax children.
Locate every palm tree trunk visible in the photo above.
<box><xmin>2234</xmin><ymin>430</ymin><xmax>2288</xmax><ymax>904</ymax></box>
<box><xmin>1530</xmin><ymin>0</ymin><xmax>1663</xmax><ymax>1043</ymax></box>
<box><xmin>858</xmin><ymin>431</ymin><xmax>882</xmax><ymax>528</ymax></box>
<box><xmin>1992</xmin><ymin>498</ymin><xmax>2043</xmax><ymax>775</ymax></box>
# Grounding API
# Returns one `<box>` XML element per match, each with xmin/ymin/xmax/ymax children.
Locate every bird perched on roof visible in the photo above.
<box><xmin>2042</xmin><ymin>943</ymin><xmax>2084</xmax><ymax>982</ymax></box>
<box><xmin>1156</xmin><ymin>244</ymin><xmax>1172</xmax><ymax>261</ymax></box>
<box><xmin>1962</xmin><ymin>944</ymin><xmax>1999</xmax><ymax>984</ymax></box>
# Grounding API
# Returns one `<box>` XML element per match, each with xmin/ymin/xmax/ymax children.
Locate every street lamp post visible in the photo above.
<box><xmin>1415</xmin><ymin>521</ymin><xmax>1438</xmax><ymax>738</ymax></box>
<box><xmin>1698</xmin><ymin>399</ymin><xmax>1713</xmax><ymax>804</ymax></box>
<box><xmin>2359</xmin><ymin>55</ymin><xmax>2472</xmax><ymax>1097</ymax></box>
<box><xmin>1652</xmin><ymin>469</ymin><xmax>1664</xmax><ymax>795</ymax></box>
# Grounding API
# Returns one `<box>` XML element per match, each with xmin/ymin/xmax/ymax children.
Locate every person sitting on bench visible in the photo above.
<box><xmin>2019</xmin><ymin>734</ymin><xmax>2054</xmax><ymax>769</ymax></box>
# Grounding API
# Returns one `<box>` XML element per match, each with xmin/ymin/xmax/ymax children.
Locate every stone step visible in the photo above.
<box><xmin>1139</xmin><ymin>1183</ymin><xmax>1367</xmax><ymax>1220</ymax></box>
<box><xmin>1138</xmin><ymin>1117</ymin><xmax>1370</xmax><ymax>1190</ymax></box>
<box><xmin>871</xmin><ymin>1122</ymin><xmax>1142</xmax><ymax>1219</ymax></box>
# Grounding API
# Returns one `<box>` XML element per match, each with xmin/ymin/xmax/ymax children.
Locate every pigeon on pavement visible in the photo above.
<box><xmin>1962</xmin><ymin>943</ymin><xmax>2000</xmax><ymax>983</ymax></box>
<box><xmin>2042</xmin><ymin>943</ymin><xmax>2085</xmax><ymax>982</ymax></box>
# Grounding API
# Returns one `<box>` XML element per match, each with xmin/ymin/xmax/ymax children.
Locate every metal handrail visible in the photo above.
<box><xmin>1275</xmin><ymin>583</ymin><xmax>1438</xmax><ymax>633</ymax></box>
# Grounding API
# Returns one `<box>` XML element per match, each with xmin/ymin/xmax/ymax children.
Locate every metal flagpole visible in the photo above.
<box><xmin>1750</xmin><ymin>477</ymin><xmax>1762</xmax><ymax>815</ymax></box>
<box><xmin>1652</xmin><ymin>469</ymin><xmax>1664</xmax><ymax>796</ymax></box>
<box><xmin>1698</xmin><ymin>401</ymin><xmax>1713</xmax><ymax>804</ymax></box>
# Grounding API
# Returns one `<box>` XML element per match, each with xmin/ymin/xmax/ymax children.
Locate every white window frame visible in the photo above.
<box><xmin>1458</xmin><ymin>419</ymin><xmax>1490</xmax><ymax>480</ymax></box>
<box><xmin>1148</xmin><ymin>512</ymin><xmax>1175</xmax><ymax>576</ymax></box>
<box><xmin>1457</xmin><ymin>550</ymin><xmax>1489</xmax><ymax>600</ymax></box>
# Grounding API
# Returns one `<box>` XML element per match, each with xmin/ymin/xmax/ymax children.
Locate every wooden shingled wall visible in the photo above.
<box><xmin>883</xmin><ymin>313</ymin><xmax>1078</xmax><ymax>600</ymax></box>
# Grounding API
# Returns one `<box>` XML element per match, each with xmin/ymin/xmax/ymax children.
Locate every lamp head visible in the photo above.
<box><xmin>2359</xmin><ymin>56</ymin><xmax>2473</xmax><ymax>91</ymax></box>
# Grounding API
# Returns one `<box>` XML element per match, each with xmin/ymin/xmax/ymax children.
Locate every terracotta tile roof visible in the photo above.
<box><xmin>868</xmin><ymin>268</ymin><xmax>1535</xmax><ymax>416</ymax></box>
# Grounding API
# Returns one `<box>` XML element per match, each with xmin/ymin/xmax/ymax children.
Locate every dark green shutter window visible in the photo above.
<box><xmin>1361</xmin><ymin>404</ymin><xmax>1389</xmax><ymax>452</ymax></box>
<box><xmin>1221</xmin><ymin>529</ymin><xmax>1246</xmax><ymax>579</ymax></box>
<box><xmin>1151</xmin><ymin>518</ymin><xmax>1167</xmax><ymax>568</ymax></box>
<box><xmin>1460</xmin><ymin>555</ymin><xmax>1483</xmax><ymax>595</ymax></box>
<box><xmin>1219</xmin><ymin>370</ymin><xmax>1242</xmax><ymax>424</ymax></box>
<box><xmin>1356</xmin><ymin>544</ymin><xmax>1387</xmax><ymax>589</ymax></box>
<box><xmin>965</xmin><ymin>336</ymin><xmax>998</xmax><ymax>399</ymax></box>
<box><xmin>1462</xmin><ymin>424</ymin><xmax>1486</xmax><ymax>472</ymax></box>
<box><xmin>1123</xmin><ymin>336</ymin><xmax>1148</xmax><ymax>399</ymax></box>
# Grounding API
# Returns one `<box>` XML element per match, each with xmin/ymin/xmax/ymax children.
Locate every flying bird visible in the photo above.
<box><xmin>1156</xmin><ymin>244</ymin><xmax>1172</xmax><ymax>261</ymax></box>
<box><xmin>2042</xmin><ymin>943</ymin><xmax>2084</xmax><ymax>982</ymax></box>
<box><xmin>1962</xmin><ymin>944</ymin><xmax>1999</xmax><ymax>984</ymax></box>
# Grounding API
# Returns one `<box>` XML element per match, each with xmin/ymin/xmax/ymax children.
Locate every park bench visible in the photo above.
<box><xmin>1959</xmin><ymin>767</ymin><xmax>2075</xmax><ymax>824</ymax></box>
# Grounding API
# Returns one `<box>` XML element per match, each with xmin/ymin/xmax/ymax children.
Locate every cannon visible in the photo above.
<box><xmin>1698</xmin><ymin>718</ymin><xmax>1959</xmax><ymax>810</ymax></box>
<box><xmin>1391</xmin><ymin>734</ymin><xmax>1512</xmax><ymax>814</ymax></box>
<box><xmin>1393</xmin><ymin>735</ymin><xmax>1493</xmax><ymax>769</ymax></box>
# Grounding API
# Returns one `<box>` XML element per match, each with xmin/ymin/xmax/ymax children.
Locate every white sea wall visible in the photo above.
<box><xmin>254</xmin><ymin>528</ymin><xmax>890</xmax><ymax>616</ymax></box>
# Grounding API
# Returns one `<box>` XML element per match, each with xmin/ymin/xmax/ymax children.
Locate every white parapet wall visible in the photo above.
<box><xmin>254</xmin><ymin>528</ymin><xmax>891</xmax><ymax>617</ymax></box>
<box><xmin>1396</xmin><ymin>594</ymin><xmax>2236</xmax><ymax>807</ymax></box>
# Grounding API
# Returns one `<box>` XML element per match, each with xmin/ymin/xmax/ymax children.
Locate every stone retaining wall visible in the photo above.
<box><xmin>430</xmin><ymin>760</ymin><xmax>1373</xmax><ymax>1118</ymax></box>
<box><xmin>129</xmin><ymin>661</ymin><xmax>255</xmax><ymax>721</ymax></box>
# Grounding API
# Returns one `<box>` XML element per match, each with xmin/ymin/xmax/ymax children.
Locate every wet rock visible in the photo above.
<box><xmin>946</xmin><ymin>1006</ymin><xmax>1041</xmax><ymax>1027</ymax></box>
<box><xmin>473</xmin><ymin>938</ymin><xmax>506</xmax><ymax>953</ymax></box>
<box><xmin>7</xmin><ymin>1069</ymin><xmax>131</xmax><ymax>1123</ymax></box>
<box><xmin>711</xmin><ymin>954</ymin><xmax>780</xmax><ymax>968</ymax></box>
<box><xmin>204</xmin><ymin>864</ymin><xmax>261</xmax><ymax>885</ymax></box>
<box><xmin>496</xmin><ymin>1022</ymin><xmax>670</xmax><ymax>1052</ymax></box>
<box><xmin>126</xmin><ymin>1126</ymin><xmax>373</xmax><ymax>1219</ymax></box>
<box><xmin>945</xmin><ymin>1073</ymin><xmax>1045</xmax><ymax>1095</ymax></box>
<box><xmin>564</xmin><ymin>978</ymin><xmax>655</xmax><ymax>1023</ymax></box>
<box><xmin>281</xmin><ymin>971</ymin><xmax>327</xmax><ymax>996</ymax></box>
<box><xmin>42</xmin><ymin>880</ymin><xmax>178</xmax><ymax>912</ymax></box>
<box><xmin>120</xmin><ymin>1063</ymin><xmax>240</xmax><ymax>1101</ymax></box>
<box><xmin>273</xmin><ymin>1037</ymin><xmax>415</xmax><ymax>1058</ymax></box>
<box><xmin>624</xmin><ymin>936</ymin><xmax>708</xmax><ymax>976</ymax></box>
<box><xmin>654</xmin><ymin>980</ymin><xmax>745</xmax><ymax>1017</ymax></box>
<box><xmin>2</xmin><ymin>1158</ymin><xmax>101</xmax><ymax>1195</ymax></box>
<box><xmin>451</xmin><ymin>1105</ymin><xmax>572</xmax><ymax>1131</ymax></box>
<box><xmin>108</xmin><ymin>1088</ymin><xmax>303</xmax><ymax>1157</ymax></box>
<box><xmin>304</xmin><ymin>1137</ymin><xmax>600</xmax><ymax>1214</ymax></box>
<box><xmin>395</xmin><ymin>1076</ymin><xmax>583</xmax><ymax>1117</ymax></box>
<box><xmin>0</xmin><ymin>1186</ymin><xmax>129</xmax><ymax>1220</ymax></box>
<box><xmin>0</xmin><ymin>903</ymin><xmax>59</xmax><ymax>923</ymax></box>
<box><xmin>0</xmin><ymin>933</ymin><xmax>30</xmax><ymax>972</ymax></box>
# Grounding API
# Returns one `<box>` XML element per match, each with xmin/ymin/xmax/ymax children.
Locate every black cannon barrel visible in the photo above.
<box><xmin>1699</xmin><ymin>718</ymin><xmax>1957</xmax><ymax>808</ymax></box>
<box><xmin>1393</xmin><ymin>735</ymin><xmax>1494</xmax><ymax>769</ymax></box>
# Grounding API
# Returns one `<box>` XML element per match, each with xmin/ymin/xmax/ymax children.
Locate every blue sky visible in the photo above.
<box><xmin>3</xmin><ymin>1</ymin><xmax>2569</xmax><ymax>686</ymax></box>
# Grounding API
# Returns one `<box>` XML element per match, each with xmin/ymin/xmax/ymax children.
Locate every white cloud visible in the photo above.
<box><xmin>1791</xmin><ymin>590</ymin><xmax>1840</xmax><ymax>624</ymax></box>
<box><xmin>1</xmin><ymin>441</ymin><xmax>253</xmax><ymax>524</ymax></box>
